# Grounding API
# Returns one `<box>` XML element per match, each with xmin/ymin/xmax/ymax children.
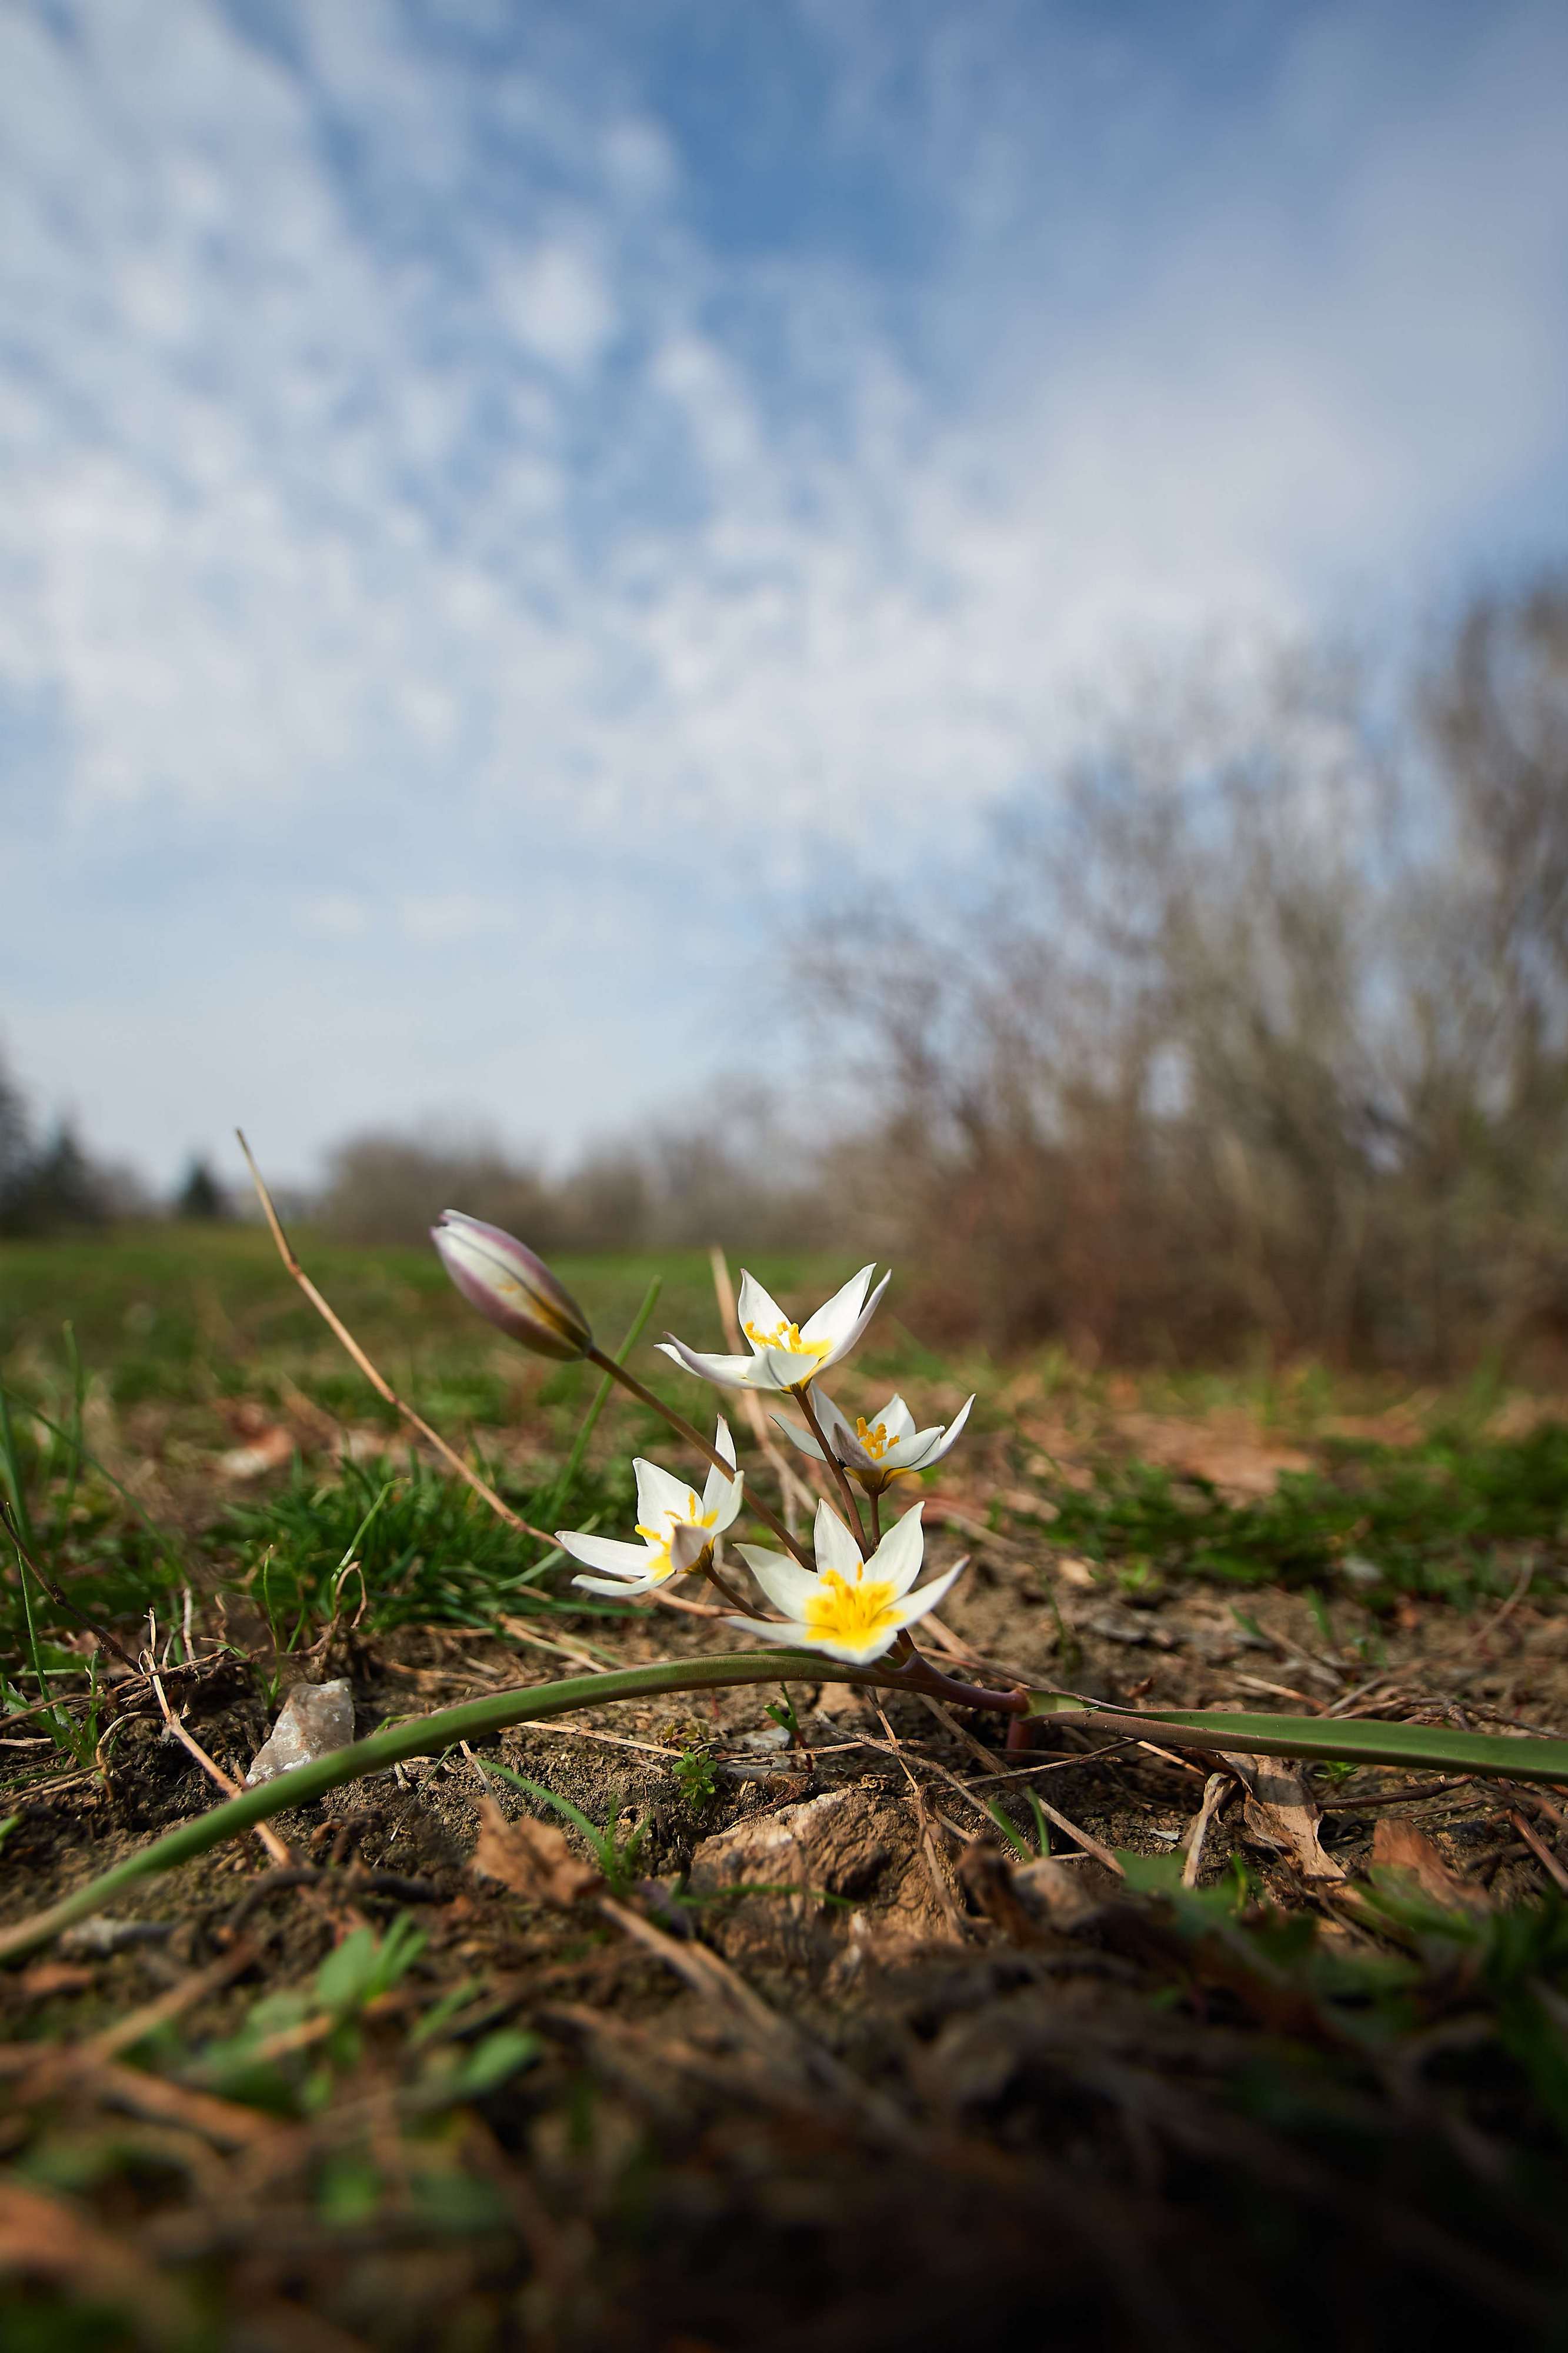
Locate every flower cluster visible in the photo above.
<box><xmin>433</xmin><ymin>1232</ymin><xmax>972</xmax><ymax>1667</ymax></box>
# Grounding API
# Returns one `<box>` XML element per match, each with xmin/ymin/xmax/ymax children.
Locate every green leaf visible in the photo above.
<box><xmin>1027</xmin><ymin>1694</ymin><xmax>1568</xmax><ymax>1785</ymax></box>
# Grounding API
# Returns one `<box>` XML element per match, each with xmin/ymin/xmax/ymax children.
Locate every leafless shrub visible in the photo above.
<box><xmin>810</xmin><ymin>577</ymin><xmax>1568</xmax><ymax>1369</ymax></box>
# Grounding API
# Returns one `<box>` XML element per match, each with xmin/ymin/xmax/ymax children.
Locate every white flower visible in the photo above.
<box><xmin>775</xmin><ymin>1389</ymin><xmax>973</xmax><ymax>1492</ymax></box>
<box><xmin>557</xmin><ymin>1419</ymin><xmax>743</xmax><ymax>1598</ymax></box>
<box><xmin>728</xmin><ymin>1498</ymin><xmax>967</xmax><ymax>1666</ymax></box>
<box><xmin>657</xmin><ymin>1265</ymin><xmax>889</xmax><ymax>1394</ymax></box>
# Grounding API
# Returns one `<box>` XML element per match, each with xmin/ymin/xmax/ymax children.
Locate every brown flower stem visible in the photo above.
<box><xmin>586</xmin><ymin>1348</ymin><xmax>815</xmax><ymax>1572</ymax></box>
<box><xmin>793</xmin><ymin>1384</ymin><xmax>869</xmax><ymax>1551</ymax></box>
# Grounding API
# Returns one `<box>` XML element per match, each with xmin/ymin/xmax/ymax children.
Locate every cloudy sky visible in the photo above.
<box><xmin>2</xmin><ymin>0</ymin><xmax>1566</xmax><ymax>1190</ymax></box>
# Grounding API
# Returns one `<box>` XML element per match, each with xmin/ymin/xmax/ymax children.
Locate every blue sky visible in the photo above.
<box><xmin>2</xmin><ymin>0</ymin><xmax>1566</xmax><ymax>1189</ymax></box>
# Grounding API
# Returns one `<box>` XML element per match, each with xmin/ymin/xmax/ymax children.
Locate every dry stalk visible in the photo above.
<box><xmin>235</xmin><ymin>1129</ymin><xmax>555</xmax><ymax>1546</ymax></box>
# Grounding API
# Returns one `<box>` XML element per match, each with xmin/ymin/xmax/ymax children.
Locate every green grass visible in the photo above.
<box><xmin>3</xmin><ymin>1225</ymin><xmax>1567</xmax><ymax>1692</ymax></box>
<box><xmin>1017</xmin><ymin>1423</ymin><xmax>1568</xmax><ymax>1606</ymax></box>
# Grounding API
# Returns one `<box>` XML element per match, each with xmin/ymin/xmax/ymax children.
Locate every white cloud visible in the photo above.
<box><xmin>1</xmin><ymin>0</ymin><xmax>1566</xmax><ymax>1181</ymax></box>
<box><xmin>398</xmin><ymin>894</ymin><xmax>515</xmax><ymax>946</ymax></box>
<box><xmin>502</xmin><ymin>239</ymin><xmax>618</xmax><ymax>374</ymax></box>
<box><xmin>295</xmin><ymin>892</ymin><xmax>372</xmax><ymax>940</ymax></box>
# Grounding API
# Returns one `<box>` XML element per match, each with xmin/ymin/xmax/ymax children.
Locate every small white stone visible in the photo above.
<box><xmin>245</xmin><ymin>1679</ymin><xmax>355</xmax><ymax>1786</ymax></box>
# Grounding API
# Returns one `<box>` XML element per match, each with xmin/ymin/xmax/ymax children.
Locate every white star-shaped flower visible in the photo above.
<box><xmin>556</xmin><ymin>1419</ymin><xmax>743</xmax><ymax>1598</ymax></box>
<box><xmin>775</xmin><ymin>1389</ymin><xmax>973</xmax><ymax>1493</ymax></box>
<box><xmin>728</xmin><ymin>1498</ymin><xmax>968</xmax><ymax>1665</ymax></box>
<box><xmin>658</xmin><ymin>1266</ymin><xmax>889</xmax><ymax>1394</ymax></box>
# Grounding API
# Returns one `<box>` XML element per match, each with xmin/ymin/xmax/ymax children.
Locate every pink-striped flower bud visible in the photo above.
<box><xmin>432</xmin><ymin>1210</ymin><xmax>592</xmax><ymax>1362</ymax></box>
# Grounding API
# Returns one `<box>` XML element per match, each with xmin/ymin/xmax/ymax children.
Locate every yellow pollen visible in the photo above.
<box><xmin>855</xmin><ymin>1417</ymin><xmax>893</xmax><ymax>1460</ymax></box>
<box><xmin>801</xmin><ymin>1568</ymin><xmax>900</xmax><ymax>1646</ymax></box>
<box><xmin>743</xmin><ymin>1316</ymin><xmax>831</xmax><ymax>1362</ymax></box>
<box><xmin>634</xmin><ymin>1491</ymin><xmax>716</xmax><ymax>1578</ymax></box>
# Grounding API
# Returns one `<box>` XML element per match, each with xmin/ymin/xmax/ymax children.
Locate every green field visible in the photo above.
<box><xmin>8</xmin><ymin>1225</ymin><xmax>1568</xmax><ymax>2351</ymax></box>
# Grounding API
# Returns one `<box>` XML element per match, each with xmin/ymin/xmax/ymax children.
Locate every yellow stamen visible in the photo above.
<box><xmin>633</xmin><ymin>1491</ymin><xmax>717</xmax><ymax>1581</ymax></box>
<box><xmin>743</xmin><ymin>1317</ymin><xmax>832</xmax><ymax>1362</ymax></box>
<box><xmin>801</xmin><ymin>1568</ymin><xmax>901</xmax><ymax>1648</ymax></box>
<box><xmin>855</xmin><ymin>1416</ymin><xmax>893</xmax><ymax>1461</ymax></box>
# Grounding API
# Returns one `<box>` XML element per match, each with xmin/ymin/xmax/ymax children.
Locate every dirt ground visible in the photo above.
<box><xmin>6</xmin><ymin>1486</ymin><xmax>1568</xmax><ymax>2353</ymax></box>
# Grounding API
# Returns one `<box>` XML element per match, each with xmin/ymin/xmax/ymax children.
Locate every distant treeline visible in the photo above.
<box><xmin>7</xmin><ymin>569</ymin><xmax>1567</xmax><ymax>1373</ymax></box>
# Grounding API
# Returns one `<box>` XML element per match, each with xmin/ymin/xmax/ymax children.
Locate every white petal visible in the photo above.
<box><xmin>762</xmin><ymin>1345</ymin><xmax>831</xmax><ymax>1388</ymax></box>
<box><xmin>668</xmin><ymin>1523</ymin><xmax>713</xmax><ymax>1575</ymax></box>
<box><xmin>806</xmin><ymin>1392</ymin><xmax>868</xmax><ymax>1467</ymax></box>
<box><xmin>701</xmin><ymin>1418</ymin><xmax>743</xmax><ymax>1522</ymax></box>
<box><xmin>572</xmin><ymin>1570</ymin><xmax>660</xmax><ymax>1597</ymax></box>
<box><xmin>798</xmin><ymin>1621</ymin><xmax>903</xmax><ymax>1664</ymax></box>
<box><xmin>735</xmin><ymin>1544</ymin><xmax>823</xmax><ymax>1617</ymax></box>
<box><xmin>880</xmin><ymin>1426</ymin><xmax>943</xmax><ymax>1471</ymax></box>
<box><xmin>886</xmin><ymin>1557</ymin><xmax>969</xmax><ymax>1629</ymax></box>
<box><xmin>864</xmin><ymin>1499</ymin><xmax>925</xmax><ymax>1597</ymax></box>
<box><xmin>556</xmin><ymin>1531</ymin><xmax>659</xmax><ymax>1577</ymax></box>
<box><xmin>708</xmin><ymin>1467</ymin><xmax>745</xmax><ymax>1533</ymax></box>
<box><xmin>876</xmin><ymin>1394</ymin><xmax>918</xmax><ymax>1442</ymax></box>
<box><xmin>658</xmin><ymin>1338</ymin><xmax>769</xmax><ymax>1389</ymax></box>
<box><xmin>735</xmin><ymin>1270</ymin><xmax>791</xmax><ymax>1351</ymax></box>
<box><xmin>635</xmin><ymin>1458</ymin><xmax>699</xmax><ymax>1527</ymax></box>
<box><xmin>816</xmin><ymin>1271</ymin><xmax>890</xmax><ymax>1370</ymax></box>
<box><xmin>798</xmin><ymin>1265</ymin><xmax>875</xmax><ymax>1351</ymax></box>
<box><xmin>812</xmin><ymin>1499</ymin><xmax>865</xmax><ymax>1581</ymax></box>
<box><xmin>772</xmin><ymin>1413</ymin><xmax>826</xmax><ymax>1462</ymax></box>
<box><xmin>725</xmin><ymin>1614</ymin><xmax>813</xmax><ymax>1649</ymax></box>
<box><xmin>915</xmin><ymin>1395</ymin><xmax>974</xmax><ymax>1467</ymax></box>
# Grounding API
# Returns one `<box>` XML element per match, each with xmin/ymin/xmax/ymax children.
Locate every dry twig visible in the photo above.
<box><xmin>236</xmin><ymin>1129</ymin><xmax>555</xmax><ymax>1545</ymax></box>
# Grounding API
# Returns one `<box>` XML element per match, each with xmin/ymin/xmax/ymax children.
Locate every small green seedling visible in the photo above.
<box><xmin>481</xmin><ymin>1761</ymin><xmax>648</xmax><ymax>1897</ymax></box>
<box><xmin>674</xmin><ymin>1742</ymin><xmax>718</xmax><ymax>1809</ymax></box>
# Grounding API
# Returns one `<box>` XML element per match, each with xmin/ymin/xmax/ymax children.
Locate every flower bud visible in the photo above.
<box><xmin>432</xmin><ymin>1210</ymin><xmax>592</xmax><ymax>1362</ymax></box>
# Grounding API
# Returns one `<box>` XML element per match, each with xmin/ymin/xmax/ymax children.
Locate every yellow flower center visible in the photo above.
<box><xmin>743</xmin><ymin>1317</ymin><xmax>832</xmax><ymax>1363</ymax></box>
<box><xmin>855</xmin><ymin>1416</ymin><xmax>893</xmax><ymax>1460</ymax></box>
<box><xmin>801</xmin><ymin>1568</ymin><xmax>900</xmax><ymax>1647</ymax></box>
<box><xmin>633</xmin><ymin>1491</ymin><xmax>716</xmax><ymax>1579</ymax></box>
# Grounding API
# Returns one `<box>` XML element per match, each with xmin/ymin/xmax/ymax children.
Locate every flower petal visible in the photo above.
<box><xmin>735</xmin><ymin>1270</ymin><xmax>791</xmax><ymax>1352</ymax></box>
<box><xmin>817</xmin><ymin>1270</ymin><xmax>890</xmax><ymax>1371</ymax></box>
<box><xmin>572</xmin><ymin>1570</ymin><xmax>662</xmax><ymax>1597</ymax></box>
<box><xmin>805</xmin><ymin>1392</ymin><xmax>868</xmax><ymax>1467</ymax></box>
<box><xmin>725</xmin><ymin>1613</ymin><xmax>815</xmax><ymax>1649</ymax></box>
<box><xmin>798</xmin><ymin>1265</ymin><xmax>875</xmax><ymax>1351</ymax></box>
<box><xmin>735</xmin><ymin>1545</ymin><xmax>823</xmax><ymax>1618</ymax></box>
<box><xmin>863</xmin><ymin>1499</ymin><xmax>926</xmax><ymax>1597</ymax></box>
<box><xmin>772</xmin><ymin>1414</ymin><xmax>826</xmax><ymax>1462</ymax></box>
<box><xmin>657</xmin><ymin>1338</ymin><xmax>770</xmax><ymax>1389</ymax></box>
<box><xmin>875</xmin><ymin>1394</ymin><xmax>918</xmax><ymax>1442</ymax></box>
<box><xmin>634</xmin><ymin>1458</ymin><xmax>700</xmax><ymax>1528</ymax></box>
<box><xmin>912</xmin><ymin>1394</ymin><xmax>974</xmax><ymax>1467</ymax></box>
<box><xmin>812</xmin><ymin>1499</ymin><xmax>865</xmax><ymax>1581</ymax></box>
<box><xmin>668</xmin><ymin>1523</ymin><xmax>713</xmax><ymax>1575</ymax></box>
<box><xmin>555</xmin><ymin>1531</ymin><xmax>658</xmax><ymax>1577</ymax></box>
<box><xmin>881</xmin><ymin>1426</ymin><xmax>944</xmax><ymax>1471</ymax></box>
<box><xmin>886</xmin><ymin>1557</ymin><xmax>969</xmax><ymax>1629</ymax></box>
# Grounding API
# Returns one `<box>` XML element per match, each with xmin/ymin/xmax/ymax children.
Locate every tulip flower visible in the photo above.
<box><xmin>432</xmin><ymin>1211</ymin><xmax>592</xmax><ymax>1363</ymax></box>
<box><xmin>557</xmin><ymin>1418</ymin><xmax>743</xmax><ymax>1597</ymax></box>
<box><xmin>775</xmin><ymin>1389</ymin><xmax>973</xmax><ymax>1494</ymax></box>
<box><xmin>729</xmin><ymin>1498</ymin><xmax>966</xmax><ymax>1665</ymax></box>
<box><xmin>658</xmin><ymin>1265</ymin><xmax>888</xmax><ymax>1394</ymax></box>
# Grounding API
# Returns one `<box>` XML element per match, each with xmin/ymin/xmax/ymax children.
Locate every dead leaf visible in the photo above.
<box><xmin>1225</xmin><ymin>1753</ymin><xmax>1346</xmax><ymax>1884</ymax></box>
<box><xmin>1371</xmin><ymin>1818</ymin><xmax>1492</xmax><ymax>1915</ymax></box>
<box><xmin>218</xmin><ymin>1424</ymin><xmax>295</xmax><ymax>1479</ymax></box>
<box><xmin>470</xmin><ymin>1796</ymin><xmax>602</xmax><ymax>1907</ymax></box>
